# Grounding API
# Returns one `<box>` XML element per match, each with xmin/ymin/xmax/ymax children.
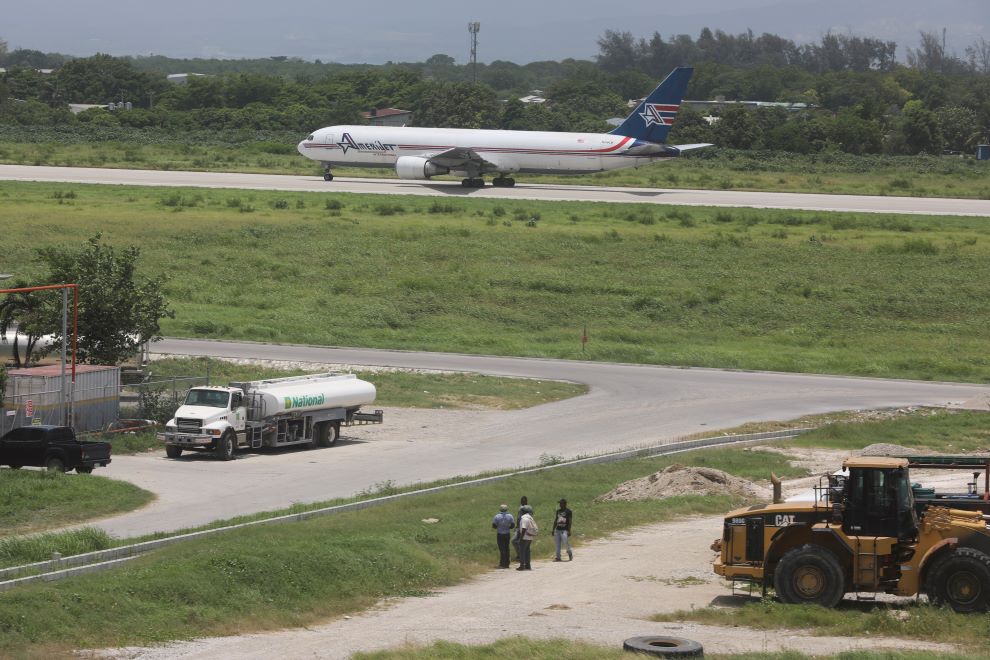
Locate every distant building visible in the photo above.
<box><xmin>167</xmin><ymin>73</ymin><xmax>207</xmax><ymax>85</ymax></box>
<box><xmin>362</xmin><ymin>108</ymin><xmax>413</xmax><ymax>126</ymax></box>
<box><xmin>68</xmin><ymin>103</ymin><xmax>109</xmax><ymax>114</ymax></box>
<box><xmin>626</xmin><ymin>97</ymin><xmax>813</xmax><ymax>113</ymax></box>
<box><xmin>518</xmin><ymin>90</ymin><xmax>546</xmax><ymax>104</ymax></box>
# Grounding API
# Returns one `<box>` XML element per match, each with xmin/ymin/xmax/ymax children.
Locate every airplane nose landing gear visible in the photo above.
<box><xmin>322</xmin><ymin>164</ymin><xmax>334</xmax><ymax>182</ymax></box>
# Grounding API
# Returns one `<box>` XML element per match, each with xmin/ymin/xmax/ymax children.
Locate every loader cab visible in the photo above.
<box><xmin>840</xmin><ymin>457</ymin><xmax>918</xmax><ymax>540</ymax></box>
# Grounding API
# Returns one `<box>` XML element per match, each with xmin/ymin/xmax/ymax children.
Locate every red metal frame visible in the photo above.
<box><xmin>0</xmin><ymin>283</ymin><xmax>78</xmax><ymax>382</ymax></box>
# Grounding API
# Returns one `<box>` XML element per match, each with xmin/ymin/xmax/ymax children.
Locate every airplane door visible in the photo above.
<box><xmin>324</xmin><ymin>133</ymin><xmax>336</xmax><ymax>145</ymax></box>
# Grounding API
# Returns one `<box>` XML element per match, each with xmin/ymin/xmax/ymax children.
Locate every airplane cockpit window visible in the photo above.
<box><xmin>307</xmin><ymin>134</ymin><xmax>315</xmax><ymax>141</ymax></box>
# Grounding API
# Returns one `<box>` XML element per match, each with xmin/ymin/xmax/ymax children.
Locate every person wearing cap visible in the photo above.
<box><xmin>491</xmin><ymin>503</ymin><xmax>515</xmax><ymax>569</ymax></box>
<box><xmin>517</xmin><ymin>504</ymin><xmax>537</xmax><ymax>570</ymax></box>
<box><xmin>552</xmin><ymin>498</ymin><xmax>573</xmax><ymax>561</ymax></box>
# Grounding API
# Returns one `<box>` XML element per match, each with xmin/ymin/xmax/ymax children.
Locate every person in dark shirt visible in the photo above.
<box><xmin>512</xmin><ymin>495</ymin><xmax>528</xmax><ymax>562</ymax></box>
<box><xmin>553</xmin><ymin>498</ymin><xmax>573</xmax><ymax>561</ymax></box>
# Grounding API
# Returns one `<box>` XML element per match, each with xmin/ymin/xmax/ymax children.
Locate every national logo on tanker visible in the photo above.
<box><xmin>283</xmin><ymin>393</ymin><xmax>326</xmax><ymax>409</ymax></box>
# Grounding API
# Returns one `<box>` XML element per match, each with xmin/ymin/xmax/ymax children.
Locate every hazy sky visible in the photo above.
<box><xmin>3</xmin><ymin>0</ymin><xmax>987</xmax><ymax>64</ymax></box>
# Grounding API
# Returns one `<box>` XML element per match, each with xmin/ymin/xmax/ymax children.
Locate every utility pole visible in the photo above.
<box><xmin>468</xmin><ymin>22</ymin><xmax>480</xmax><ymax>83</ymax></box>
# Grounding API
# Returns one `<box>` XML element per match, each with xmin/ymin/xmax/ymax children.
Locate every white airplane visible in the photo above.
<box><xmin>297</xmin><ymin>66</ymin><xmax>711</xmax><ymax>188</ymax></box>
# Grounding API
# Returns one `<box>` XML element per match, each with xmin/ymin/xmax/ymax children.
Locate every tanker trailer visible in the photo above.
<box><xmin>158</xmin><ymin>373</ymin><xmax>383</xmax><ymax>460</ymax></box>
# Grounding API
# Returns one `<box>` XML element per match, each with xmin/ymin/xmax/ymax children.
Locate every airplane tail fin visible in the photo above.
<box><xmin>609</xmin><ymin>66</ymin><xmax>693</xmax><ymax>144</ymax></box>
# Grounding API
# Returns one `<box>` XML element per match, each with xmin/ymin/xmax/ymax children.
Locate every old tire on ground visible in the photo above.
<box><xmin>45</xmin><ymin>456</ymin><xmax>66</xmax><ymax>473</ymax></box>
<box><xmin>165</xmin><ymin>445</ymin><xmax>183</xmax><ymax>459</ymax></box>
<box><xmin>622</xmin><ymin>636</ymin><xmax>703</xmax><ymax>657</ymax></box>
<box><xmin>215</xmin><ymin>431</ymin><xmax>235</xmax><ymax>461</ymax></box>
<box><xmin>927</xmin><ymin>547</ymin><xmax>990</xmax><ymax>613</ymax></box>
<box><xmin>76</xmin><ymin>465</ymin><xmax>94</xmax><ymax>474</ymax></box>
<box><xmin>775</xmin><ymin>544</ymin><xmax>845</xmax><ymax>608</ymax></box>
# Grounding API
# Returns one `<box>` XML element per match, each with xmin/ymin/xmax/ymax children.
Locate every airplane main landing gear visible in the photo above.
<box><xmin>461</xmin><ymin>177</ymin><xmax>485</xmax><ymax>188</ymax></box>
<box><xmin>492</xmin><ymin>177</ymin><xmax>516</xmax><ymax>188</ymax></box>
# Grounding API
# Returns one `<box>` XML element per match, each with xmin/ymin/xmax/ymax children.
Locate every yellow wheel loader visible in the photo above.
<box><xmin>712</xmin><ymin>456</ymin><xmax>990</xmax><ymax>612</ymax></box>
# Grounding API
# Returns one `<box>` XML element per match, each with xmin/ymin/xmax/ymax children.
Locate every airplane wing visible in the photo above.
<box><xmin>423</xmin><ymin>147</ymin><xmax>500</xmax><ymax>173</ymax></box>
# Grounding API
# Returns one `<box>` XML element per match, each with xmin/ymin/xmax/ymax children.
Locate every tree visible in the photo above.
<box><xmin>34</xmin><ymin>235</ymin><xmax>173</xmax><ymax>365</ymax></box>
<box><xmin>888</xmin><ymin>100</ymin><xmax>942</xmax><ymax>154</ymax></box>
<box><xmin>966</xmin><ymin>37</ymin><xmax>990</xmax><ymax>74</ymax></box>
<box><xmin>0</xmin><ymin>36</ymin><xmax>7</xmax><ymax>56</ymax></box>
<box><xmin>936</xmin><ymin>105</ymin><xmax>979</xmax><ymax>151</ymax></box>
<box><xmin>713</xmin><ymin>106</ymin><xmax>762</xmax><ymax>149</ymax></box>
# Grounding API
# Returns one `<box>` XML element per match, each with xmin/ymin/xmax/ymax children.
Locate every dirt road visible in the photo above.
<box><xmin>100</xmin><ymin>515</ymin><xmax>953</xmax><ymax>659</ymax></box>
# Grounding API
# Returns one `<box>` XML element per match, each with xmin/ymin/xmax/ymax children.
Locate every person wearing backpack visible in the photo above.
<box><xmin>517</xmin><ymin>505</ymin><xmax>537</xmax><ymax>570</ymax></box>
<box><xmin>553</xmin><ymin>498</ymin><xmax>573</xmax><ymax>562</ymax></box>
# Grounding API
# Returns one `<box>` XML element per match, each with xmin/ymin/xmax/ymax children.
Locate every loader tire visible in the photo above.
<box><xmin>775</xmin><ymin>544</ymin><xmax>845</xmax><ymax>608</ymax></box>
<box><xmin>927</xmin><ymin>547</ymin><xmax>990</xmax><ymax>613</ymax></box>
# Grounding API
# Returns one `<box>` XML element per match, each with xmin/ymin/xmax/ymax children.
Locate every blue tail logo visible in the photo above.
<box><xmin>610</xmin><ymin>67</ymin><xmax>693</xmax><ymax>144</ymax></box>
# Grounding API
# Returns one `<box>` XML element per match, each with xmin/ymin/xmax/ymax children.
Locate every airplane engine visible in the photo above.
<box><xmin>395</xmin><ymin>156</ymin><xmax>449</xmax><ymax>180</ymax></box>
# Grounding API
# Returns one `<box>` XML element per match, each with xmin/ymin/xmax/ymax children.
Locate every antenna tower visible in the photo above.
<box><xmin>468</xmin><ymin>22</ymin><xmax>480</xmax><ymax>83</ymax></box>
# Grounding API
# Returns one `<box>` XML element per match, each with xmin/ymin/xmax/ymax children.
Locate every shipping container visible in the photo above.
<box><xmin>1</xmin><ymin>364</ymin><xmax>120</xmax><ymax>434</ymax></box>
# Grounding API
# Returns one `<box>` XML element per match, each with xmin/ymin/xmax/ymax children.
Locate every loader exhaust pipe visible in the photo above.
<box><xmin>771</xmin><ymin>472</ymin><xmax>782</xmax><ymax>504</ymax></box>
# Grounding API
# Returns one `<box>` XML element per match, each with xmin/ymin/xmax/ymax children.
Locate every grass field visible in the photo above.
<box><xmin>0</xmin><ymin>447</ymin><xmax>799</xmax><ymax>655</ymax></box>
<box><xmin>354</xmin><ymin>639</ymin><xmax>979</xmax><ymax>660</ymax></box>
<box><xmin>791</xmin><ymin>409</ymin><xmax>990</xmax><ymax>454</ymax></box>
<box><xmin>143</xmin><ymin>357</ymin><xmax>588</xmax><ymax>410</ymax></box>
<box><xmin>2</xmin><ymin>181</ymin><xmax>989</xmax><ymax>382</ymax></box>
<box><xmin>1</xmin><ymin>126</ymin><xmax>988</xmax><ymax>198</ymax></box>
<box><xmin>654</xmin><ymin>600</ymin><xmax>987</xmax><ymax>656</ymax></box>
<box><xmin>0</xmin><ymin>470</ymin><xmax>153</xmax><ymax>536</ymax></box>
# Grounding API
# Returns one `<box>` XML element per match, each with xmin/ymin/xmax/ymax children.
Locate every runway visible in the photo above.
<box><xmin>2</xmin><ymin>164</ymin><xmax>988</xmax><ymax>216</ymax></box>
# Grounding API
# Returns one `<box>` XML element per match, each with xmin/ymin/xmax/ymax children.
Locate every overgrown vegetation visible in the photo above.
<box><xmin>2</xmin><ymin>182</ymin><xmax>988</xmax><ymax>382</ymax></box>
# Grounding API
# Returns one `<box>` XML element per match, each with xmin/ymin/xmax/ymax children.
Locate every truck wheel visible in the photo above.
<box><xmin>927</xmin><ymin>548</ymin><xmax>990</xmax><ymax>613</ymax></box>
<box><xmin>622</xmin><ymin>636</ymin><xmax>703</xmax><ymax>657</ymax></box>
<box><xmin>775</xmin><ymin>544</ymin><xmax>845</xmax><ymax>608</ymax></box>
<box><xmin>165</xmin><ymin>445</ymin><xmax>183</xmax><ymax>459</ymax></box>
<box><xmin>317</xmin><ymin>422</ymin><xmax>339</xmax><ymax>448</ymax></box>
<box><xmin>76</xmin><ymin>465</ymin><xmax>94</xmax><ymax>474</ymax></box>
<box><xmin>45</xmin><ymin>456</ymin><xmax>67</xmax><ymax>473</ymax></box>
<box><xmin>215</xmin><ymin>432</ymin><xmax>235</xmax><ymax>461</ymax></box>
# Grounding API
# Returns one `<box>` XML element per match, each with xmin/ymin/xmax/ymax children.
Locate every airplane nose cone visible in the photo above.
<box><xmin>297</xmin><ymin>140</ymin><xmax>308</xmax><ymax>157</ymax></box>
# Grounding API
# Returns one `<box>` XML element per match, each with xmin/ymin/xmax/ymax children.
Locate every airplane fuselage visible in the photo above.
<box><xmin>297</xmin><ymin>126</ymin><xmax>675</xmax><ymax>176</ymax></box>
<box><xmin>297</xmin><ymin>68</ymin><xmax>707</xmax><ymax>186</ymax></box>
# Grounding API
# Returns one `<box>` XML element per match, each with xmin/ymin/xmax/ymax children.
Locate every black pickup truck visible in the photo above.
<box><xmin>0</xmin><ymin>425</ymin><xmax>112</xmax><ymax>473</ymax></box>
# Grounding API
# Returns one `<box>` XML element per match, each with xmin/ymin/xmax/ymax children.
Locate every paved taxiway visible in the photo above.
<box><xmin>93</xmin><ymin>339</ymin><xmax>989</xmax><ymax>538</ymax></box>
<box><xmin>2</xmin><ymin>164</ymin><xmax>989</xmax><ymax>216</ymax></box>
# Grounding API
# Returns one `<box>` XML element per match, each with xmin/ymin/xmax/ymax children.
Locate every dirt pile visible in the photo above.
<box><xmin>858</xmin><ymin>443</ymin><xmax>927</xmax><ymax>457</ymax></box>
<box><xmin>596</xmin><ymin>464</ymin><xmax>770</xmax><ymax>503</ymax></box>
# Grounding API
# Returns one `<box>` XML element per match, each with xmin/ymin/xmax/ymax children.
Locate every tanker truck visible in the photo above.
<box><xmin>157</xmin><ymin>373</ymin><xmax>383</xmax><ymax>460</ymax></box>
